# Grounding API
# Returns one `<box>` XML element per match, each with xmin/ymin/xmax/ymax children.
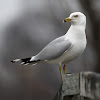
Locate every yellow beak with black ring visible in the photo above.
<box><xmin>63</xmin><ymin>17</ymin><xmax>72</xmax><ymax>23</ymax></box>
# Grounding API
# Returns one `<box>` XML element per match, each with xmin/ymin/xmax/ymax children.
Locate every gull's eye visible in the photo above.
<box><xmin>74</xmin><ymin>15</ymin><xmax>78</xmax><ymax>17</ymax></box>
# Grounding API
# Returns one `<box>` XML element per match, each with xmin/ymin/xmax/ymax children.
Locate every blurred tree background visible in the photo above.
<box><xmin>0</xmin><ymin>0</ymin><xmax>100</xmax><ymax>100</ymax></box>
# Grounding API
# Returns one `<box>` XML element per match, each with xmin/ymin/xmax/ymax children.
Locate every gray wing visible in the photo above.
<box><xmin>35</xmin><ymin>36</ymin><xmax>72</xmax><ymax>61</ymax></box>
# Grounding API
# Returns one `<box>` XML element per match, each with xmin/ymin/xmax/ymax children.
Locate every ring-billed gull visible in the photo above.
<box><xmin>11</xmin><ymin>12</ymin><xmax>87</xmax><ymax>81</ymax></box>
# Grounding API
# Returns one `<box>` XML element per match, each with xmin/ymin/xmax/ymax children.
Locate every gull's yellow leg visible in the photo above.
<box><xmin>59</xmin><ymin>65</ymin><xmax>63</xmax><ymax>81</ymax></box>
<box><xmin>63</xmin><ymin>64</ymin><xmax>66</xmax><ymax>74</ymax></box>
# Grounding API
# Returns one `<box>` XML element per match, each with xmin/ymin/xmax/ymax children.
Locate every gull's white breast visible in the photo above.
<box><xmin>47</xmin><ymin>25</ymin><xmax>87</xmax><ymax>65</ymax></box>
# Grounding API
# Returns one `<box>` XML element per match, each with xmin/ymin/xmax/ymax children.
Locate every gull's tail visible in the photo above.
<box><xmin>11</xmin><ymin>57</ymin><xmax>39</xmax><ymax>65</ymax></box>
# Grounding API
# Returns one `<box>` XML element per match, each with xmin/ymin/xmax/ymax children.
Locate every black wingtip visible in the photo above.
<box><xmin>11</xmin><ymin>60</ymin><xmax>15</xmax><ymax>63</ymax></box>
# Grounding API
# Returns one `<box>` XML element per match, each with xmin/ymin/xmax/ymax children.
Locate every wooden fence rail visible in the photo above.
<box><xmin>53</xmin><ymin>72</ymin><xmax>100</xmax><ymax>100</ymax></box>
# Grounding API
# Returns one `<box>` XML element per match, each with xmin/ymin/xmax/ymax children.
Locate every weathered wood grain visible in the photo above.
<box><xmin>62</xmin><ymin>73</ymin><xmax>80</xmax><ymax>96</ymax></box>
<box><xmin>53</xmin><ymin>72</ymin><xmax>100</xmax><ymax>100</ymax></box>
<box><xmin>80</xmin><ymin>72</ymin><xmax>100</xmax><ymax>100</ymax></box>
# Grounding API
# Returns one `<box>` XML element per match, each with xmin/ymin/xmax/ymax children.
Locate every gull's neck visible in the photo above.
<box><xmin>65</xmin><ymin>24</ymin><xmax>86</xmax><ymax>40</ymax></box>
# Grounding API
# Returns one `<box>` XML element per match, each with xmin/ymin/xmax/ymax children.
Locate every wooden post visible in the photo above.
<box><xmin>53</xmin><ymin>72</ymin><xmax>100</xmax><ymax>100</ymax></box>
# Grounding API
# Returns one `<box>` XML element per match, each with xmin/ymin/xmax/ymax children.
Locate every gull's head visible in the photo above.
<box><xmin>63</xmin><ymin>12</ymin><xmax>86</xmax><ymax>26</ymax></box>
